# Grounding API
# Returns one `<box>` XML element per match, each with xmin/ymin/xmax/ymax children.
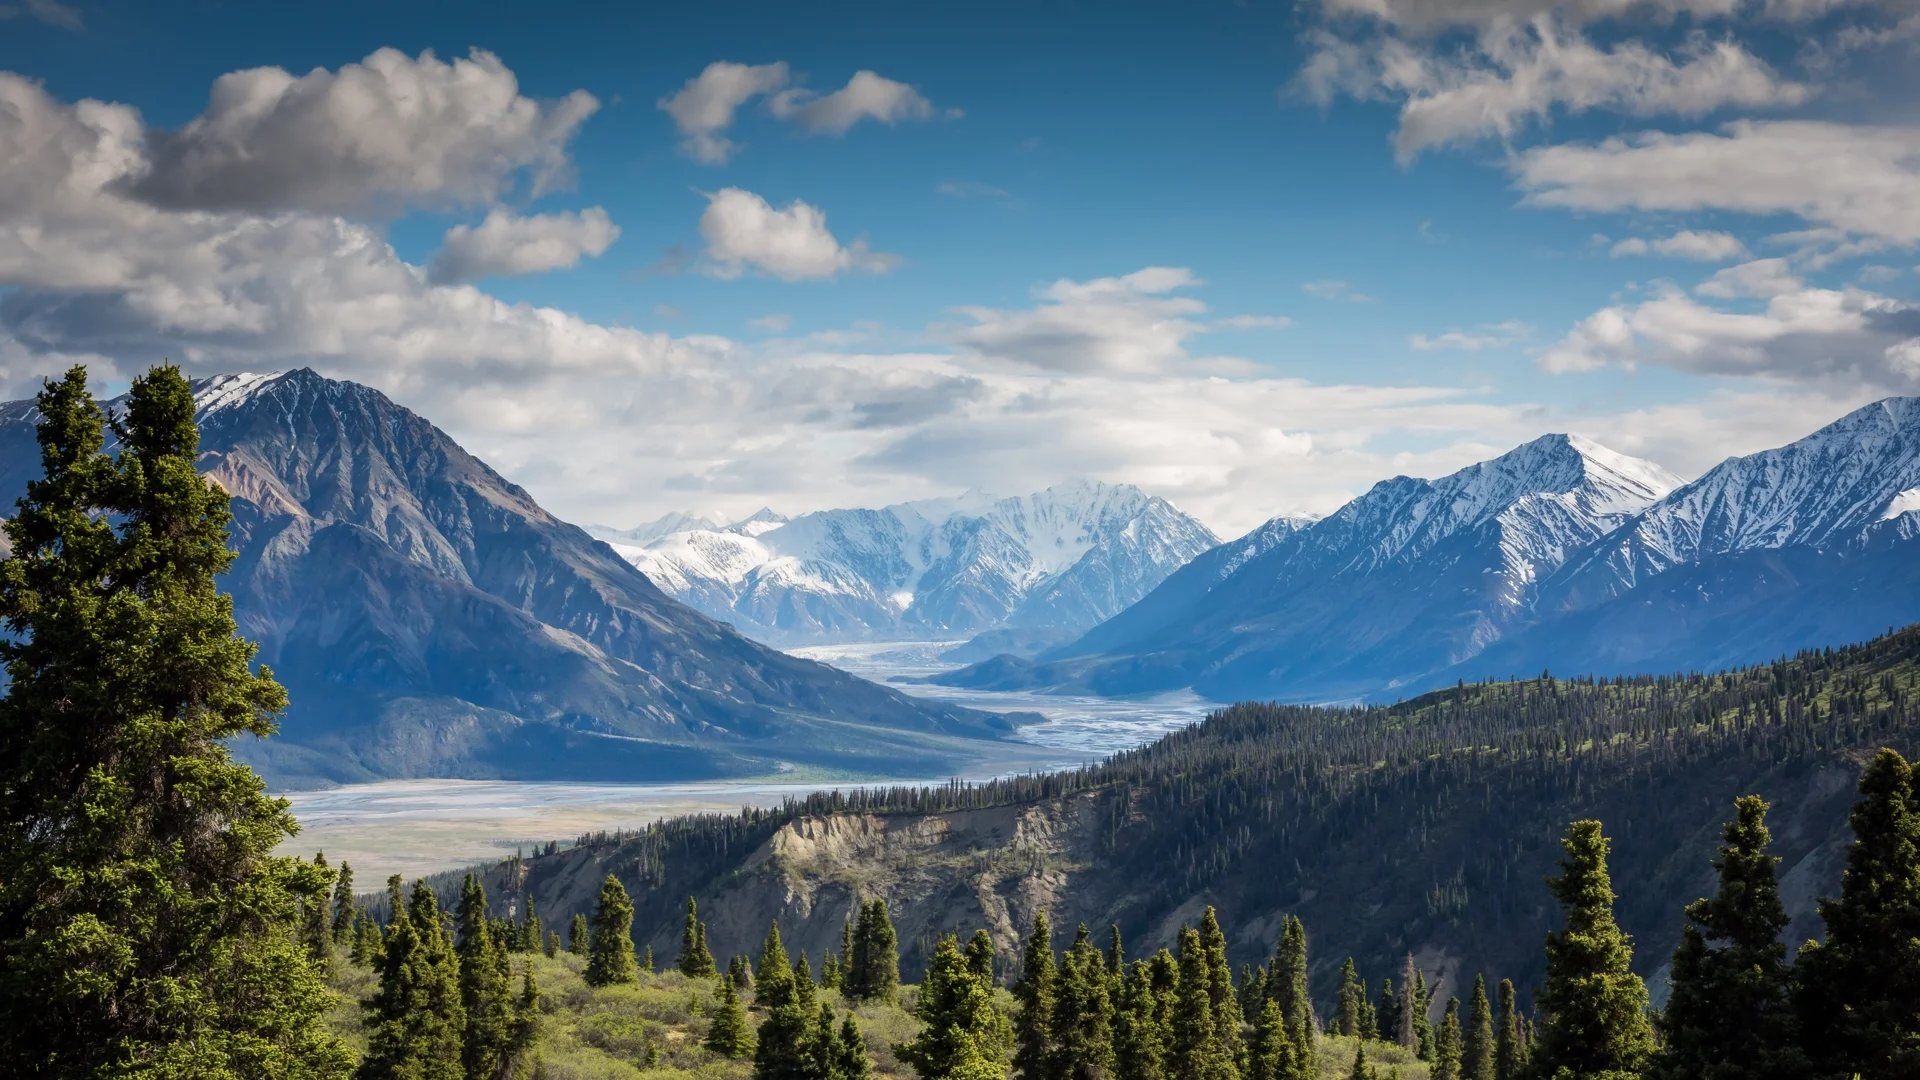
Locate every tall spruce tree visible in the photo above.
<box><xmin>897</xmin><ymin>934</ymin><xmax>1005</xmax><ymax>1080</ymax></box>
<box><xmin>569</xmin><ymin>913</ymin><xmax>589</xmax><ymax>955</ymax></box>
<box><xmin>1171</xmin><ymin>927</ymin><xmax>1237</xmax><ymax>1080</ymax></box>
<box><xmin>966</xmin><ymin>929</ymin><xmax>997</xmax><ymax>987</ymax></box>
<box><xmin>680</xmin><ymin>896</ymin><xmax>718</xmax><ymax>977</ymax></box>
<box><xmin>1051</xmin><ymin>925</ymin><xmax>1117</xmax><ymax>1080</ymax></box>
<box><xmin>1654</xmin><ymin>795</ymin><xmax>1795</xmax><ymax>1080</ymax></box>
<box><xmin>1198</xmin><ymin>907</ymin><xmax>1245</xmax><ymax>1062</ymax></box>
<box><xmin>1493</xmin><ymin>980</ymin><xmax>1520</xmax><ymax>1080</ymax></box>
<box><xmin>303</xmin><ymin>854</ymin><xmax>336</xmax><ymax>973</ymax></box>
<box><xmin>520</xmin><ymin>896</ymin><xmax>542</xmax><ymax>955</ymax></box>
<box><xmin>1346</xmin><ymin>1042</ymin><xmax>1369</xmax><ymax>1080</ymax></box>
<box><xmin>362</xmin><ymin>880</ymin><xmax>466</xmax><ymax>1080</ymax></box>
<box><xmin>859</xmin><ymin>898</ymin><xmax>900</xmax><ymax>1004</ymax></box>
<box><xmin>0</xmin><ymin>366</ymin><xmax>350</xmax><ymax>1077</ymax></box>
<box><xmin>707</xmin><ymin>975</ymin><xmax>755</xmax><ymax>1059</ymax></box>
<box><xmin>1462</xmin><ymin>976</ymin><xmax>1495</xmax><ymax>1080</ymax></box>
<box><xmin>1377</xmin><ymin>979</ymin><xmax>1400</xmax><ymax>1050</ymax></box>
<box><xmin>837</xmin><ymin>1013</ymin><xmax>872</xmax><ymax>1080</ymax></box>
<box><xmin>1116</xmin><ymin>958</ymin><xmax>1172</xmax><ymax>1080</ymax></box>
<box><xmin>456</xmin><ymin>874</ymin><xmax>517</xmax><ymax>1080</ymax></box>
<box><xmin>751</xmin><ymin>920</ymin><xmax>819</xmax><ymax>1080</ymax></box>
<box><xmin>585</xmin><ymin>874</ymin><xmax>639</xmax><ymax>987</ymax></box>
<box><xmin>1414</xmin><ymin>972</ymin><xmax>1434</xmax><ymax>1061</ymax></box>
<box><xmin>1013</xmin><ymin>910</ymin><xmax>1059</xmax><ymax>1076</ymax></box>
<box><xmin>1794</xmin><ymin>748</ymin><xmax>1920</xmax><ymax>1080</ymax></box>
<box><xmin>1335</xmin><ymin>957</ymin><xmax>1365</xmax><ymax>1037</ymax></box>
<box><xmin>1531</xmin><ymin>820</ymin><xmax>1654</xmax><ymax>1080</ymax></box>
<box><xmin>1247</xmin><ymin>998</ymin><xmax>1297</xmax><ymax>1080</ymax></box>
<box><xmin>332</xmin><ymin>860</ymin><xmax>358</xmax><ymax>945</ymax></box>
<box><xmin>1434</xmin><ymin>997</ymin><xmax>1462</xmax><ymax>1080</ymax></box>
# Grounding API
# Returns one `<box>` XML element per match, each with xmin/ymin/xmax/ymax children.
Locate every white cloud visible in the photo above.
<box><xmin>1409</xmin><ymin>320</ymin><xmax>1530</xmax><ymax>349</ymax></box>
<box><xmin>943</xmin><ymin>268</ymin><xmax>1214</xmax><ymax>374</ymax></box>
<box><xmin>1609</xmin><ymin>229</ymin><xmax>1750</xmax><ymax>260</ymax></box>
<box><xmin>1313</xmin><ymin>0</ymin><xmax>1895</xmax><ymax>32</ymax></box>
<box><xmin>0</xmin><ymin>0</ymin><xmax>82</xmax><ymax>30</ymax></box>
<box><xmin>1515</xmin><ymin>121</ymin><xmax>1920</xmax><ymax>245</ymax></box>
<box><xmin>1216</xmin><ymin>315</ymin><xmax>1296</xmax><ymax>330</ymax></box>
<box><xmin>1540</xmin><ymin>273</ymin><xmax>1920</xmax><ymax>386</ymax></box>
<box><xmin>769</xmin><ymin>70</ymin><xmax>953</xmax><ymax>135</ymax></box>
<box><xmin>698</xmin><ymin>187</ymin><xmax>898</xmax><ymax>281</ymax></box>
<box><xmin>750</xmin><ymin>314</ymin><xmax>792</xmax><ymax>332</ymax></box>
<box><xmin>1300</xmin><ymin>20</ymin><xmax>1809</xmax><ymax>162</ymax></box>
<box><xmin>428</xmin><ymin>207</ymin><xmax>619</xmax><ymax>284</ymax></box>
<box><xmin>656</xmin><ymin>61</ymin><xmax>791</xmax><ymax>164</ymax></box>
<box><xmin>133</xmin><ymin>48</ymin><xmax>597</xmax><ymax>215</ymax></box>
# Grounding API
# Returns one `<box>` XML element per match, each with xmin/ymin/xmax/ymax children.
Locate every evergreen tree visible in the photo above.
<box><xmin>1358</xmin><ymin>992</ymin><xmax>1378</xmax><ymax>1042</ymax></box>
<box><xmin>1335</xmin><ymin>957</ymin><xmax>1365</xmax><ymax>1037</ymax></box>
<box><xmin>708</xmin><ymin>974</ymin><xmax>756</xmax><ymax>1058</ymax></box>
<box><xmin>838</xmin><ymin>1012</ymin><xmax>872</xmax><ymax>1080</ymax></box>
<box><xmin>1396</xmin><ymin>957</ymin><xmax>1419</xmax><ymax>1051</ymax></box>
<box><xmin>897</xmin><ymin>934</ymin><xmax>1005</xmax><ymax>1080</ymax></box>
<box><xmin>847</xmin><ymin>903</ymin><xmax>874</xmax><ymax>1001</ymax></box>
<box><xmin>1434</xmin><ymin>997</ymin><xmax>1462</xmax><ymax>1080</ymax></box>
<box><xmin>456</xmin><ymin>875</ymin><xmax>515</xmax><ymax>1080</ymax></box>
<box><xmin>352</xmin><ymin>909</ymin><xmax>382</xmax><ymax>967</ymax></box>
<box><xmin>1462</xmin><ymin>976</ymin><xmax>1495</xmax><ymax>1080</ymax></box>
<box><xmin>569</xmin><ymin>912</ymin><xmax>589</xmax><ymax>955</ymax></box>
<box><xmin>585</xmin><ymin>874</ymin><xmax>639</xmax><ymax>987</ymax></box>
<box><xmin>1795</xmin><ymin>748</ymin><xmax>1920</xmax><ymax>1080</ymax></box>
<box><xmin>1116</xmin><ymin>958</ymin><xmax>1173</xmax><ymax>1080</ymax></box>
<box><xmin>1377</xmin><ymin>979</ymin><xmax>1400</xmax><ymax>1050</ymax></box>
<box><xmin>1015</xmin><ymin>912</ymin><xmax>1057</xmax><ymax>1080</ymax></box>
<box><xmin>751</xmin><ymin>920</ymin><xmax>816</xmax><ymax>1080</ymax></box>
<box><xmin>804</xmin><ymin>1002</ymin><xmax>841</xmax><ymax>1080</ymax></box>
<box><xmin>642</xmin><ymin>943</ymin><xmax>655</xmax><ymax>974</ymax></box>
<box><xmin>510</xmin><ymin>962</ymin><xmax>542</xmax><ymax>1076</ymax></box>
<box><xmin>1199</xmin><ymin>907</ymin><xmax>1245</xmax><ymax>1063</ymax></box>
<box><xmin>1654</xmin><ymin>795</ymin><xmax>1795</xmax><ymax>1080</ymax></box>
<box><xmin>521</xmin><ymin>896</ymin><xmax>542</xmax><ymax>956</ymax></box>
<box><xmin>1051</xmin><ymin>925</ymin><xmax>1116</xmax><ymax>1080</ymax></box>
<box><xmin>1268</xmin><ymin>914</ymin><xmax>1311</xmax><ymax>1070</ymax></box>
<box><xmin>362</xmin><ymin>880</ymin><xmax>467</xmax><ymax>1080</ymax></box>
<box><xmin>1531</xmin><ymin>820</ymin><xmax>1654</xmax><ymax>1080</ymax></box>
<box><xmin>1171</xmin><ymin>927</ymin><xmax>1237</xmax><ymax>1080</ymax></box>
<box><xmin>851</xmin><ymin>898</ymin><xmax>900</xmax><ymax>1004</ymax></box>
<box><xmin>303</xmin><ymin>853</ymin><xmax>336</xmax><ymax>973</ymax></box>
<box><xmin>1414</xmin><ymin>972</ymin><xmax>1434</xmax><ymax>1061</ymax></box>
<box><xmin>332</xmin><ymin>860</ymin><xmax>358</xmax><ymax>945</ymax></box>
<box><xmin>0</xmin><ymin>366</ymin><xmax>351</xmax><ymax>1075</ymax></box>
<box><xmin>1247</xmin><ymin>998</ymin><xmax>1297</xmax><ymax>1080</ymax></box>
<box><xmin>1110</xmin><ymin>925</ymin><xmax>1126</xmax><ymax>979</ymax></box>
<box><xmin>823</xmin><ymin>951</ymin><xmax>842</xmax><ymax>990</ymax></box>
<box><xmin>967</xmin><ymin>928</ymin><xmax>997</xmax><ymax>986</ymax></box>
<box><xmin>757</xmin><ymin>921</ymin><xmax>795</xmax><ymax>1007</ymax></box>
<box><xmin>680</xmin><ymin>896</ymin><xmax>718</xmax><ymax>976</ymax></box>
<box><xmin>1346</xmin><ymin>1042</ymin><xmax>1369</xmax><ymax>1080</ymax></box>
<box><xmin>732</xmin><ymin>954</ymin><xmax>755</xmax><ymax>989</ymax></box>
<box><xmin>1494</xmin><ymin>981</ymin><xmax>1520</xmax><ymax>1080</ymax></box>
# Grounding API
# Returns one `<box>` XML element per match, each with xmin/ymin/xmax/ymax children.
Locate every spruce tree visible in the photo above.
<box><xmin>1116</xmin><ymin>958</ymin><xmax>1173</xmax><ymax>1080</ymax></box>
<box><xmin>967</xmin><ymin>928</ymin><xmax>997</xmax><ymax>986</ymax></box>
<box><xmin>1462</xmin><ymin>976</ymin><xmax>1495</xmax><ymax>1080</ymax></box>
<box><xmin>837</xmin><ymin>1012</ymin><xmax>872</xmax><ymax>1080</ymax></box>
<box><xmin>757</xmin><ymin>921</ymin><xmax>795</xmax><ymax>1007</ymax></box>
<box><xmin>1110</xmin><ymin>924</ymin><xmax>1126</xmax><ymax>978</ymax></box>
<box><xmin>1654</xmin><ymin>795</ymin><xmax>1795</xmax><ymax>1080</ymax></box>
<box><xmin>1795</xmin><ymin>748</ymin><xmax>1920</xmax><ymax>1080</ymax></box>
<box><xmin>569</xmin><ymin>912</ymin><xmax>589</xmax><ymax>954</ymax></box>
<box><xmin>521</xmin><ymin>896</ymin><xmax>542</xmax><ymax>955</ymax></box>
<box><xmin>1268</xmin><ymin>914</ymin><xmax>1311</xmax><ymax>1070</ymax></box>
<box><xmin>546</xmin><ymin>930</ymin><xmax>560</xmax><ymax>958</ymax></box>
<box><xmin>510</xmin><ymin>961</ymin><xmax>542</xmax><ymax>1075</ymax></box>
<box><xmin>585</xmin><ymin>874</ymin><xmax>639</xmax><ymax>987</ymax></box>
<box><xmin>303</xmin><ymin>853</ymin><xmax>336</xmax><ymax>973</ymax></box>
<box><xmin>362</xmin><ymin>880</ymin><xmax>467</xmax><ymax>1080</ymax></box>
<box><xmin>1377</xmin><ymin>978</ymin><xmax>1399</xmax><ymax>1049</ymax></box>
<box><xmin>643</xmin><ymin>943</ymin><xmax>655</xmax><ymax>974</ymax></box>
<box><xmin>1413</xmin><ymin>972</ymin><xmax>1434</xmax><ymax>1061</ymax></box>
<box><xmin>1051</xmin><ymin>925</ymin><xmax>1116</xmax><ymax>1080</ymax></box>
<box><xmin>1531</xmin><ymin>820</ymin><xmax>1654</xmax><ymax>1080</ymax></box>
<box><xmin>456</xmin><ymin>874</ymin><xmax>517</xmax><ymax>1080</ymax></box>
<box><xmin>681</xmin><ymin>896</ymin><xmax>718</xmax><ymax>976</ymax></box>
<box><xmin>898</xmin><ymin>934</ymin><xmax>1005</xmax><ymax>1080</ymax></box>
<box><xmin>1434</xmin><ymin>997</ymin><xmax>1462</xmax><ymax>1080</ymax></box>
<box><xmin>0</xmin><ymin>366</ymin><xmax>352</xmax><ymax>1074</ymax></box>
<box><xmin>1346</xmin><ymin>1041</ymin><xmax>1369</xmax><ymax>1080</ymax></box>
<box><xmin>1494</xmin><ymin>980</ymin><xmax>1520</xmax><ymax>1080</ymax></box>
<box><xmin>856</xmin><ymin>898</ymin><xmax>900</xmax><ymax>1004</ymax></box>
<box><xmin>1335</xmin><ymin>957</ymin><xmax>1365</xmax><ymax>1037</ymax></box>
<box><xmin>332</xmin><ymin>860</ymin><xmax>357</xmax><ymax>945</ymax></box>
<box><xmin>1014</xmin><ymin>911</ymin><xmax>1057</xmax><ymax>1080</ymax></box>
<box><xmin>804</xmin><ymin>1002</ymin><xmax>841</xmax><ymax>1080</ymax></box>
<box><xmin>708</xmin><ymin>974</ymin><xmax>755</xmax><ymax>1058</ymax></box>
<box><xmin>847</xmin><ymin>903</ymin><xmax>874</xmax><ymax>1000</ymax></box>
<box><xmin>1396</xmin><ymin>957</ymin><xmax>1419</xmax><ymax>1051</ymax></box>
<box><xmin>1200</xmin><ymin>907</ymin><xmax>1243</xmax><ymax>1043</ymax></box>
<box><xmin>751</xmin><ymin>920</ymin><xmax>814</xmax><ymax>1080</ymax></box>
<box><xmin>1248</xmin><ymin>998</ymin><xmax>1297</xmax><ymax>1080</ymax></box>
<box><xmin>823</xmin><ymin>951</ymin><xmax>842</xmax><ymax>990</ymax></box>
<box><xmin>1171</xmin><ymin>927</ymin><xmax>1237</xmax><ymax>1080</ymax></box>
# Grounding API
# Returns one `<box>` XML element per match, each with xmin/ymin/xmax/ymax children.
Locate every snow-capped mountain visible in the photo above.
<box><xmin>940</xmin><ymin>433</ymin><xmax>1683</xmax><ymax>701</ymax></box>
<box><xmin>591</xmin><ymin>481</ymin><xmax>1220</xmax><ymax>645</ymax></box>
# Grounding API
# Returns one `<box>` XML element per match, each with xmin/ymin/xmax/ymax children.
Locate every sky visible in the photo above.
<box><xmin>1</xmin><ymin>0</ymin><xmax>1917</xmax><ymax>536</ymax></box>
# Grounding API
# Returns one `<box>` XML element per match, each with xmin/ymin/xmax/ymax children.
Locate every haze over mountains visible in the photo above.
<box><xmin>0</xmin><ymin>370</ymin><xmax>1019</xmax><ymax>789</ymax></box>
<box><xmin>589</xmin><ymin>483</ymin><xmax>1218</xmax><ymax>647</ymax></box>
<box><xmin>933</xmin><ymin>398</ymin><xmax>1920</xmax><ymax>703</ymax></box>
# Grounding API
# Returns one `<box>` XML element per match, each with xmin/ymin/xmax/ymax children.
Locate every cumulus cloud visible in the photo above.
<box><xmin>657</xmin><ymin>62</ymin><xmax>953</xmax><ymax>162</ymax></box>
<box><xmin>1299</xmin><ymin>19</ymin><xmax>1808</xmax><ymax>161</ymax></box>
<box><xmin>943</xmin><ymin>268</ymin><xmax>1214</xmax><ymax>374</ymax></box>
<box><xmin>427</xmin><ymin>207</ymin><xmax>619</xmax><ymax>284</ymax></box>
<box><xmin>769</xmin><ymin>70</ymin><xmax>954</xmax><ymax>135</ymax></box>
<box><xmin>1539</xmin><ymin>268</ymin><xmax>1920</xmax><ymax>386</ymax></box>
<box><xmin>1609</xmin><ymin>229</ymin><xmax>1750</xmax><ymax>260</ymax></box>
<box><xmin>1514</xmin><ymin>121</ymin><xmax>1920</xmax><ymax>244</ymax></box>
<box><xmin>1314</xmin><ymin>0</ymin><xmax>1896</xmax><ymax>33</ymax></box>
<box><xmin>0</xmin><ymin>0</ymin><xmax>82</xmax><ymax>30</ymax></box>
<box><xmin>657</xmin><ymin>61</ymin><xmax>792</xmax><ymax>164</ymax></box>
<box><xmin>698</xmin><ymin>187</ymin><xmax>898</xmax><ymax>281</ymax></box>
<box><xmin>132</xmin><ymin>48</ymin><xmax>597</xmax><ymax>215</ymax></box>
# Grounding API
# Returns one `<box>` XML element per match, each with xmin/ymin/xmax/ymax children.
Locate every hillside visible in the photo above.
<box><xmin>0</xmin><ymin>370</ymin><xmax>1020</xmax><ymax>789</ymax></box>
<box><xmin>451</xmin><ymin>624</ymin><xmax>1920</xmax><ymax>1007</ymax></box>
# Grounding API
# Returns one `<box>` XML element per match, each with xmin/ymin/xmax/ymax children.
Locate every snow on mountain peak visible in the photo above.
<box><xmin>193</xmin><ymin>372</ymin><xmax>284</xmax><ymax>416</ymax></box>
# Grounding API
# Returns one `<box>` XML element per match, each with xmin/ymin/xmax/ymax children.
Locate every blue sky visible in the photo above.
<box><xmin>1</xmin><ymin>0</ymin><xmax>1916</xmax><ymax>533</ymax></box>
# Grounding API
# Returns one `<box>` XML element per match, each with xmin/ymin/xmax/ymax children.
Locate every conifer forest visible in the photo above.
<box><xmin>6</xmin><ymin>369</ymin><xmax>1920</xmax><ymax>1080</ymax></box>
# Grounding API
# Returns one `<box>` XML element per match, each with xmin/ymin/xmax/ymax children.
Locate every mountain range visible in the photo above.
<box><xmin>931</xmin><ymin>398</ymin><xmax>1920</xmax><ymax>703</ymax></box>
<box><xmin>0</xmin><ymin>370</ymin><xmax>1022</xmax><ymax>789</ymax></box>
<box><xmin>589</xmin><ymin>483</ymin><xmax>1218</xmax><ymax>647</ymax></box>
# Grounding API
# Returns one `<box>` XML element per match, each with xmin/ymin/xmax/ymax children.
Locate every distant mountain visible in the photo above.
<box><xmin>936</xmin><ymin>433</ymin><xmax>1683</xmax><ymax>701</ymax></box>
<box><xmin>0</xmin><ymin>370</ymin><xmax>1018</xmax><ymax>789</ymax></box>
<box><xmin>592</xmin><ymin>482</ymin><xmax>1219</xmax><ymax>646</ymax></box>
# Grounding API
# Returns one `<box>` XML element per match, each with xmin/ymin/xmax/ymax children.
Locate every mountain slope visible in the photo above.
<box><xmin>596</xmin><ymin>481</ymin><xmax>1219</xmax><ymax>646</ymax></box>
<box><xmin>943</xmin><ymin>433</ymin><xmax>1680</xmax><ymax>701</ymax></box>
<box><xmin>0</xmin><ymin>370</ymin><xmax>1017</xmax><ymax>788</ymax></box>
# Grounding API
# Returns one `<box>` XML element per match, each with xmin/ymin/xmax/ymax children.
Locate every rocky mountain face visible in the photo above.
<box><xmin>945</xmin><ymin>433</ymin><xmax>1683</xmax><ymax>701</ymax></box>
<box><xmin>592</xmin><ymin>481</ymin><xmax>1218</xmax><ymax>646</ymax></box>
<box><xmin>0</xmin><ymin>370</ymin><xmax>1017</xmax><ymax>788</ymax></box>
<box><xmin>944</xmin><ymin>399</ymin><xmax>1920</xmax><ymax>703</ymax></box>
